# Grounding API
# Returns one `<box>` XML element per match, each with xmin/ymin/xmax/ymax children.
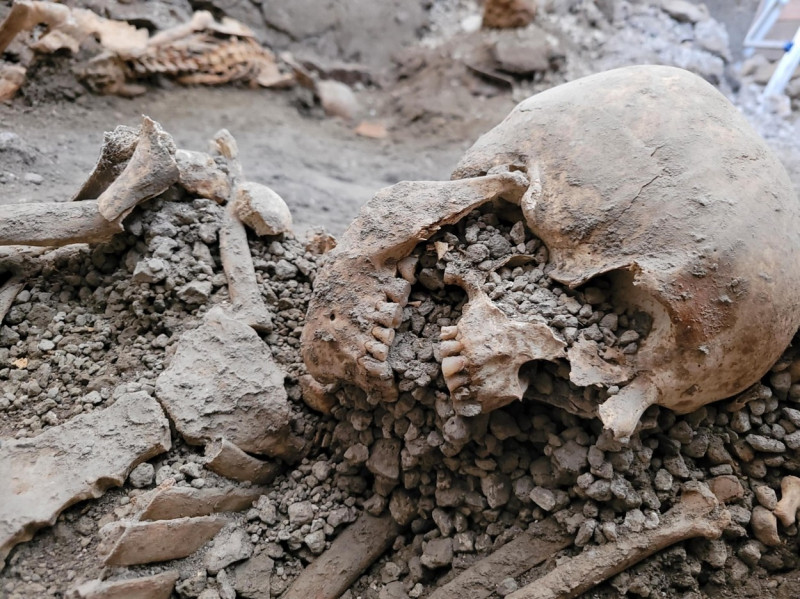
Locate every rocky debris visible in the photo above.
<box><xmin>204</xmin><ymin>438</ymin><xmax>282</xmax><ymax>484</ymax></box>
<box><xmin>100</xmin><ymin>515</ymin><xmax>227</xmax><ymax>566</ymax></box>
<box><xmin>282</xmin><ymin>514</ymin><xmax>399</xmax><ymax>599</ymax></box>
<box><xmin>155</xmin><ymin>307</ymin><xmax>296</xmax><ymax>458</ymax></box>
<box><xmin>175</xmin><ymin>149</ymin><xmax>231</xmax><ymax>204</ymax></box>
<box><xmin>658</xmin><ymin>0</ymin><xmax>708</xmax><ymax>23</ymax></box>
<box><xmin>68</xmin><ymin>570</ymin><xmax>179</xmax><ymax>599</ymax></box>
<box><xmin>204</xmin><ymin>527</ymin><xmax>254</xmax><ymax>574</ymax></box>
<box><xmin>750</xmin><ymin>507</ymin><xmax>781</xmax><ymax>547</ymax></box>
<box><xmin>128</xmin><ymin>462</ymin><xmax>156</xmax><ymax>488</ymax></box>
<box><xmin>0</xmin><ymin>390</ymin><xmax>171</xmax><ymax>566</ymax></box>
<box><xmin>139</xmin><ymin>485</ymin><xmax>266</xmax><ymax>521</ymax></box>
<box><xmin>234</xmin><ymin>181</ymin><xmax>293</xmax><ymax>237</ymax></box>
<box><xmin>482</xmin><ymin>0</ymin><xmax>536</xmax><ymax>29</ymax></box>
<box><xmin>231</xmin><ymin>549</ymin><xmax>274</xmax><ymax>599</ymax></box>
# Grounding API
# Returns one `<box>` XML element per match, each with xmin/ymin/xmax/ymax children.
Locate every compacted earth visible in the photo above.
<box><xmin>2</xmin><ymin>1</ymin><xmax>800</xmax><ymax>598</ymax></box>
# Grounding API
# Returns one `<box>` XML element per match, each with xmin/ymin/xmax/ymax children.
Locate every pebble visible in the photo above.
<box><xmin>128</xmin><ymin>462</ymin><xmax>155</xmax><ymax>488</ymax></box>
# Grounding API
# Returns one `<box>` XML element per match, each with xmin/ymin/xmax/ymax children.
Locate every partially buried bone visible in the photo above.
<box><xmin>507</xmin><ymin>483</ymin><xmax>730</xmax><ymax>599</ymax></box>
<box><xmin>774</xmin><ymin>475</ymin><xmax>800</xmax><ymax>527</ymax></box>
<box><xmin>302</xmin><ymin>65</ymin><xmax>800</xmax><ymax>440</ymax></box>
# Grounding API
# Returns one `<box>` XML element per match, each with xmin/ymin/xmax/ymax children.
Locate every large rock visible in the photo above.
<box><xmin>155</xmin><ymin>308</ymin><xmax>293</xmax><ymax>456</ymax></box>
<box><xmin>0</xmin><ymin>391</ymin><xmax>171</xmax><ymax>566</ymax></box>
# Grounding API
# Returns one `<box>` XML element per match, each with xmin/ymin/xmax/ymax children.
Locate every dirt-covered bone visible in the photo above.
<box><xmin>774</xmin><ymin>475</ymin><xmax>800</xmax><ymax>527</ymax></box>
<box><xmin>506</xmin><ymin>483</ymin><xmax>731</xmax><ymax>599</ymax></box>
<box><xmin>303</xmin><ymin>65</ymin><xmax>800</xmax><ymax>440</ymax></box>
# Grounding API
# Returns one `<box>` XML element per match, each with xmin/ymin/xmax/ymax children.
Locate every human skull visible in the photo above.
<box><xmin>301</xmin><ymin>65</ymin><xmax>800</xmax><ymax>440</ymax></box>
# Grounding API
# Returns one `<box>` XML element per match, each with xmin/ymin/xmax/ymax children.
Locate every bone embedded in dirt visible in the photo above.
<box><xmin>774</xmin><ymin>475</ymin><xmax>800</xmax><ymax>527</ymax></box>
<box><xmin>0</xmin><ymin>201</ymin><xmax>123</xmax><ymax>247</ymax></box>
<box><xmin>175</xmin><ymin>149</ymin><xmax>231</xmax><ymax>203</ymax></box>
<box><xmin>101</xmin><ymin>515</ymin><xmax>227</xmax><ymax>566</ymax></box>
<box><xmin>155</xmin><ymin>307</ymin><xmax>296</xmax><ymax>457</ymax></box>
<box><xmin>282</xmin><ymin>513</ymin><xmax>400</xmax><ymax>599</ymax></box>
<box><xmin>68</xmin><ymin>570</ymin><xmax>179</xmax><ymax>599</ymax></box>
<box><xmin>506</xmin><ymin>483</ymin><xmax>730</xmax><ymax>599</ymax></box>
<box><xmin>750</xmin><ymin>506</ymin><xmax>781</xmax><ymax>547</ymax></box>
<box><xmin>204</xmin><ymin>438</ymin><xmax>282</xmax><ymax>485</ymax></box>
<box><xmin>72</xmin><ymin>124</ymin><xmax>139</xmax><ymax>202</ymax></box>
<box><xmin>234</xmin><ymin>181</ymin><xmax>293</xmax><ymax>237</ymax></box>
<box><xmin>138</xmin><ymin>485</ymin><xmax>266</xmax><ymax>521</ymax></box>
<box><xmin>0</xmin><ymin>390</ymin><xmax>171</xmax><ymax>567</ymax></box>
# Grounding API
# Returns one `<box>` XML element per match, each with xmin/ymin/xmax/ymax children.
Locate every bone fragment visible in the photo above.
<box><xmin>507</xmin><ymin>484</ymin><xmax>730</xmax><ymax>599</ymax></box>
<box><xmin>774</xmin><ymin>475</ymin><xmax>800</xmax><ymax>527</ymax></box>
<box><xmin>204</xmin><ymin>438</ymin><xmax>281</xmax><ymax>485</ymax></box>
<box><xmin>282</xmin><ymin>513</ymin><xmax>400</xmax><ymax>599</ymax></box>
<box><xmin>97</xmin><ymin>117</ymin><xmax>178</xmax><ymax>222</ymax></box>
<box><xmin>72</xmin><ymin>125</ymin><xmax>139</xmax><ymax>202</ymax></box>
<box><xmin>427</xmin><ymin>517</ymin><xmax>572</xmax><ymax>599</ymax></box>
<box><xmin>175</xmin><ymin>149</ymin><xmax>230</xmax><ymax>204</ymax></box>
<box><xmin>751</xmin><ymin>505</ymin><xmax>781</xmax><ymax>546</ymax></box>
<box><xmin>0</xmin><ymin>274</ymin><xmax>24</xmax><ymax>324</ymax></box>
<box><xmin>0</xmin><ymin>1</ymin><xmax>37</xmax><ymax>54</ymax></box>
<box><xmin>0</xmin><ymin>63</ymin><xmax>26</xmax><ymax>101</ymax></box>
<box><xmin>139</xmin><ymin>485</ymin><xmax>266</xmax><ymax>521</ymax></box>
<box><xmin>597</xmin><ymin>376</ymin><xmax>660</xmax><ymax>442</ymax></box>
<box><xmin>0</xmin><ymin>201</ymin><xmax>122</xmax><ymax>247</ymax></box>
<box><xmin>299</xmin><ymin>374</ymin><xmax>338</xmax><ymax>415</ymax></box>
<box><xmin>68</xmin><ymin>571</ymin><xmax>179</xmax><ymax>599</ymax></box>
<box><xmin>234</xmin><ymin>181</ymin><xmax>293</xmax><ymax>236</ymax></box>
<box><xmin>0</xmin><ymin>390</ymin><xmax>171</xmax><ymax>567</ymax></box>
<box><xmin>213</xmin><ymin>129</ymin><xmax>273</xmax><ymax>331</ymax></box>
<box><xmin>101</xmin><ymin>515</ymin><xmax>227</xmax><ymax>566</ymax></box>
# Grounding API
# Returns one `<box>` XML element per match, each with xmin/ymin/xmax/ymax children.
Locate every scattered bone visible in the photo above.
<box><xmin>96</xmin><ymin>117</ymin><xmax>178</xmax><ymax>222</ymax></box>
<box><xmin>0</xmin><ymin>63</ymin><xmax>25</xmax><ymax>101</ymax></box>
<box><xmin>354</xmin><ymin>121</ymin><xmax>389</xmax><ymax>139</ymax></box>
<box><xmin>0</xmin><ymin>390</ymin><xmax>171</xmax><ymax>567</ymax></box>
<box><xmin>68</xmin><ymin>571</ymin><xmax>179</xmax><ymax>599</ymax></box>
<box><xmin>282</xmin><ymin>513</ymin><xmax>400</xmax><ymax>599</ymax></box>
<box><xmin>101</xmin><ymin>515</ymin><xmax>227</xmax><ymax>566</ymax></box>
<box><xmin>774</xmin><ymin>475</ymin><xmax>800</xmax><ymax>527</ymax></box>
<box><xmin>139</xmin><ymin>485</ymin><xmax>266</xmax><ymax>521</ymax></box>
<box><xmin>0</xmin><ymin>273</ymin><xmax>24</xmax><ymax>324</ymax></box>
<box><xmin>204</xmin><ymin>438</ymin><xmax>282</xmax><ymax>485</ymax></box>
<box><xmin>213</xmin><ymin>130</ymin><xmax>273</xmax><ymax>331</ymax></box>
<box><xmin>71</xmin><ymin>125</ymin><xmax>139</xmax><ymax>202</ymax></box>
<box><xmin>175</xmin><ymin>149</ymin><xmax>231</xmax><ymax>204</ymax></box>
<box><xmin>426</xmin><ymin>517</ymin><xmax>572</xmax><ymax>599</ymax></box>
<box><xmin>751</xmin><ymin>506</ymin><xmax>782</xmax><ymax>547</ymax></box>
<box><xmin>155</xmin><ymin>307</ymin><xmax>300</xmax><ymax>459</ymax></box>
<box><xmin>0</xmin><ymin>201</ymin><xmax>122</xmax><ymax>247</ymax></box>
<box><xmin>316</xmin><ymin>79</ymin><xmax>360</xmax><ymax>121</ymax></box>
<box><xmin>506</xmin><ymin>484</ymin><xmax>730</xmax><ymax>599</ymax></box>
<box><xmin>234</xmin><ymin>181</ymin><xmax>293</xmax><ymax>237</ymax></box>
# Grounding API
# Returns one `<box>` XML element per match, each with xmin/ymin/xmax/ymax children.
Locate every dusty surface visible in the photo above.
<box><xmin>3</xmin><ymin>1</ymin><xmax>800</xmax><ymax>599</ymax></box>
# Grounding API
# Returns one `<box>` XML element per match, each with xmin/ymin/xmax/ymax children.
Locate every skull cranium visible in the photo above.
<box><xmin>301</xmin><ymin>65</ymin><xmax>800</xmax><ymax>441</ymax></box>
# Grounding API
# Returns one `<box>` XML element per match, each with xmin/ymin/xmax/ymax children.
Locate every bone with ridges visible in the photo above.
<box><xmin>507</xmin><ymin>483</ymin><xmax>730</xmax><ymax>599</ymax></box>
<box><xmin>774</xmin><ymin>475</ymin><xmax>800</xmax><ymax>527</ymax></box>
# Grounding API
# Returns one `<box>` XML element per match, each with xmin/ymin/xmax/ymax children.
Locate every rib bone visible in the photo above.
<box><xmin>507</xmin><ymin>483</ymin><xmax>730</xmax><ymax>599</ymax></box>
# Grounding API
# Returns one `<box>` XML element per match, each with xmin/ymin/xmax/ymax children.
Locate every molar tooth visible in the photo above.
<box><xmin>384</xmin><ymin>278</ymin><xmax>411</xmax><ymax>306</ymax></box>
<box><xmin>358</xmin><ymin>355</ymin><xmax>393</xmax><ymax>380</ymax></box>
<box><xmin>366</xmin><ymin>340</ymin><xmax>390</xmax><ymax>362</ymax></box>
<box><xmin>440</xmin><ymin>326</ymin><xmax>458</xmax><ymax>340</ymax></box>
<box><xmin>442</xmin><ymin>356</ymin><xmax>467</xmax><ymax>377</ymax></box>
<box><xmin>374</xmin><ymin>301</ymin><xmax>403</xmax><ymax>328</ymax></box>
<box><xmin>439</xmin><ymin>340</ymin><xmax>462</xmax><ymax>357</ymax></box>
<box><xmin>397</xmin><ymin>256</ymin><xmax>418</xmax><ymax>284</ymax></box>
<box><xmin>445</xmin><ymin>374</ymin><xmax>469</xmax><ymax>393</ymax></box>
<box><xmin>372</xmin><ymin>326</ymin><xmax>396</xmax><ymax>346</ymax></box>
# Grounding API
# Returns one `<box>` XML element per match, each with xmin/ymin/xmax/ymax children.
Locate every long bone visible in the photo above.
<box><xmin>301</xmin><ymin>170</ymin><xmax>529</xmax><ymax>402</ymax></box>
<box><xmin>507</xmin><ymin>483</ymin><xmax>730</xmax><ymax>599</ymax></box>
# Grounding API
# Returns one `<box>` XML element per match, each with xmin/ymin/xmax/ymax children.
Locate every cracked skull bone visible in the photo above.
<box><xmin>302</xmin><ymin>65</ymin><xmax>800</xmax><ymax>440</ymax></box>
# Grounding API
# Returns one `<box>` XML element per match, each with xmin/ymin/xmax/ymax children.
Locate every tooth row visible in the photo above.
<box><xmin>440</xmin><ymin>340</ymin><xmax>462</xmax><ymax>357</ymax></box>
<box><xmin>358</xmin><ymin>355</ymin><xmax>393</xmax><ymax>380</ymax></box>
<box><xmin>442</xmin><ymin>355</ymin><xmax>467</xmax><ymax>377</ymax></box>
<box><xmin>397</xmin><ymin>256</ymin><xmax>418</xmax><ymax>284</ymax></box>
<box><xmin>372</xmin><ymin>326</ymin><xmax>395</xmax><ymax>346</ymax></box>
<box><xmin>440</xmin><ymin>326</ymin><xmax>458</xmax><ymax>340</ymax></box>
<box><xmin>384</xmin><ymin>278</ymin><xmax>411</xmax><ymax>305</ymax></box>
<box><xmin>374</xmin><ymin>301</ymin><xmax>403</xmax><ymax>328</ymax></box>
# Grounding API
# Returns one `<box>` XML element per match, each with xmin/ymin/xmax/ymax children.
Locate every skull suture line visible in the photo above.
<box><xmin>301</xmin><ymin>65</ymin><xmax>800</xmax><ymax>441</ymax></box>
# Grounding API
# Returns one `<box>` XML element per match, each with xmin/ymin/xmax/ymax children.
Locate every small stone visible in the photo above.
<box><xmin>481</xmin><ymin>472</ymin><xmax>512</xmax><ymax>508</ymax></box>
<box><xmin>529</xmin><ymin>486</ymin><xmax>556</xmax><ymax>511</ymax></box>
<box><xmin>654</xmin><ymin>469</ymin><xmax>673</xmax><ymax>492</ymax></box>
<box><xmin>204</xmin><ymin>528</ymin><xmax>254</xmax><ymax>574</ymax></box>
<box><xmin>496</xmin><ymin>577</ymin><xmax>519</xmax><ymax>596</ymax></box>
<box><xmin>379</xmin><ymin>581</ymin><xmax>409</xmax><ymax>599</ymax></box>
<box><xmin>304</xmin><ymin>529</ymin><xmax>326</xmax><ymax>554</ymax></box>
<box><xmin>421</xmin><ymin>538</ymin><xmax>453</xmax><ymax>569</ymax></box>
<box><xmin>23</xmin><ymin>172</ymin><xmax>43</xmax><ymax>185</ymax></box>
<box><xmin>708</xmin><ymin>475</ymin><xmax>744</xmax><ymax>503</ymax></box>
<box><xmin>622</xmin><ymin>509</ymin><xmax>646</xmax><ymax>533</ymax></box>
<box><xmin>128</xmin><ymin>462</ymin><xmax>155</xmax><ymax>488</ymax></box>
<box><xmin>176</xmin><ymin>280</ymin><xmax>212</xmax><ymax>305</ymax></box>
<box><xmin>133</xmin><ymin>258</ymin><xmax>168</xmax><ymax>284</ymax></box>
<box><xmin>746</xmin><ymin>434</ymin><xmax>786</xmax><ymax>453</ymax></box>
<box><xmin>754</xmin><ymin>485</ymin><xmax>778</xmax><ymax>510</ymax></box>
<box><xmin>660</xmin><ymin>0</ymin><xmax>707</xmax><ymax>23</ymax></box>
<box><xmin>288</xmin><ymin>501</ymin><xmax>315</xmax><ymax>525</ymax></box>
<box><xmin>751</xmin><ymin>506</ymin><xmax>781</xmax><ymax>547</ymax></box>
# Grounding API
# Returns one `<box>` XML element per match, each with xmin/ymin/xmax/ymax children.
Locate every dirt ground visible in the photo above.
<box><xmin>3</xmin><ymin>1</ymin><xmax>800</xmax><ymax>598</ymax></box>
